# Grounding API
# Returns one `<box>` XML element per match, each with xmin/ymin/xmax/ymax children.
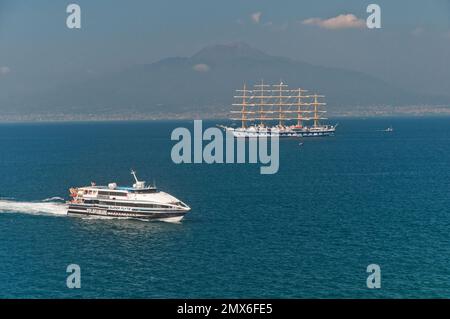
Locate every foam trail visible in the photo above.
<box><xmin>0</xmin><ymin>200</ymin><xmax>68</xmax><ymax>216</ymax></box>
<box><xmin>42</xmin><ymin>196</ymin><xmax>65</xmax><ymax>202</ymax></box>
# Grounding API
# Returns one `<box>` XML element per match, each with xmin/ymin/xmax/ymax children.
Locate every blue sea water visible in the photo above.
<box><xmin>0</xmin><ymin>117</ymin><xmax>449</xmax><ymax>298</ymax></box>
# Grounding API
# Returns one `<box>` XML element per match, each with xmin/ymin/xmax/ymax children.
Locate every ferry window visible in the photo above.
<box><xmin>131</xmin><ymin>189</ymin><xmax>158</xmax><ymax>194</ymax></box>
<box><xmin>110</xmin><ymin>192</ymin><xmax>126</xmax><ymax>196</ymax></box>
<box><xmin>98</xmin><ymin>191</ymin><xmax>127</xmax><ymax>196</ymax></box>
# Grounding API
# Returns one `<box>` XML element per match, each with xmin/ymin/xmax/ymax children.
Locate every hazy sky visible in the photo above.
<box><xmin>1</xmin><ymin>0</ymin><xmax>450</xmax><ymax>96</ymax></box>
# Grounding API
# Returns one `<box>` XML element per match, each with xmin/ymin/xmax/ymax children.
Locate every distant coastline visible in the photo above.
<box><xmin>0</xmin><ymin>104</ymin><xmax>449</xmax><ymax>123</ymax></box>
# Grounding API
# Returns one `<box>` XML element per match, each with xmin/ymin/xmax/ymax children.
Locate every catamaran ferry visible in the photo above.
<box><xmin>67</xmin><ymin>170</ymin><xmax>190</xmax><ymax>222</ymax></box>
<box><xmin>220</xmin><ymin>81</ymin><xmax>337</xmax><ymax>138</ymax></box>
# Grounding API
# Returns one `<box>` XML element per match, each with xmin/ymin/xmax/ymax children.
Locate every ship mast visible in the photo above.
<box><xmin>231</xmin><ymin>83</ymin><xmax>254</xmax><ymax>128</ymax></box>
<box><xmin>311</xmin><ymin>94</ymin><xmax>326</xmax><ymax>128</ymax></box>
<box><xmin>295</xmin><ymin>88</ymin><xmax>308</xmax><ymax>128</ymax></box>
<box><xmin>272</xmin><ymin>81</ymin><xmax>289</xmax><ymax>126</ymax></box>
<box><xmin>241</xmin><ymin>83</ymin><xmax>247</xmax><ymax>129</ymax></box>
<box><xmin>229</xmin><ymin>81</ymin><xmax>328</xmax><ymax>129</ymax></box>
<box><xmin>253</xmin><ymin>79</ymin><xmax>271</xmax><ymax>125</ymax></box>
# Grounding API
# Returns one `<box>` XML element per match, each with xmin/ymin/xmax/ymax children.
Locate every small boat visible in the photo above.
<box><xmin>384</xmin><ymin>126</ymin><xmax>394</xmax><ymax>132</ymax></box>
<box><xmin>67</xmin><ymin>170</ymin><xmax>190</xmax><ymax>222</ymax></box>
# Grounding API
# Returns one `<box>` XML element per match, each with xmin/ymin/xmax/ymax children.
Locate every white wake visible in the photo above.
<box><xmin>0</xmin><ymin>198</ymin><xmax>183</xmax><ymax>223</ymax></box>
<box><xmin>0</xmin><ymin>199</ymin><xmax>68</xmax><ymax>217</ymax></box>
<box><xmin>42</xmin><ymin>196</ymin><xmax>65</xmax><ymax>202</ymax></box>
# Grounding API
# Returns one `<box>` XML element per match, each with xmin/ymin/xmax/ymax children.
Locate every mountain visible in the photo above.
<box><xmin>2</xmin><ymin>42</ymin><xmax>449</xmax><ymax>120</ymax></box>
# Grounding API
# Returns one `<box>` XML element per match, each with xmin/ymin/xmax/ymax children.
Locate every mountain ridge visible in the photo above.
<box><xmin>1</xmin><ymin>42</ymin><xmax>449</xmax><ymax>120</ymax></box>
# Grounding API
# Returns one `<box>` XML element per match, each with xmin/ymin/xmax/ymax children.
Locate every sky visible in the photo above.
<box><xmin>1</xmin><ymin>0</ymin><xmax>450</xmax><ymax>98</ymax></box>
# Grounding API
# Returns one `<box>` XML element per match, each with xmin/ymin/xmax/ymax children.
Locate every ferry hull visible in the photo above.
<box><xmin>67</xmin><ymin>204</ymin><xmax>188</xmax><ymax>221</ymax></box>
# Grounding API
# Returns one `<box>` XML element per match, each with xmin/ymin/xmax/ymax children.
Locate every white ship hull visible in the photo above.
<box><xmin>67</xmin><ymin>171</ymin><xmax>190</xmax><ymax>222</ymax></box>
<box><xmin>222</xmin><ymin>125</ymin><xmax>336</xmax><ymax>138</ymax></box>
<box><xmin>67</xmin><ymin>203</ymin><xmax>188</xmax><ymax>221</ymax></box>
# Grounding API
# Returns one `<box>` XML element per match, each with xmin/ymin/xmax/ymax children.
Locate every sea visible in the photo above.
<box><xmin>0</xmin><ymin>117</ymin><xmax>449</xmax><ymax>298</ymax></box>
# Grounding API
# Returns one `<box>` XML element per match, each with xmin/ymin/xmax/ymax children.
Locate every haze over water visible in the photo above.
<box><xmin>0</xmin><ymin>118</ymin><xmax>449</xmax><ymax>298</ymax></box>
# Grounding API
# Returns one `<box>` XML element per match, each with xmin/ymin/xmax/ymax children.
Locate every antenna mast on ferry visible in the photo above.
<box><xmin>131</xmin><ymin>169</ymin><xmax>139</xmax><ymax>183</ymax></box>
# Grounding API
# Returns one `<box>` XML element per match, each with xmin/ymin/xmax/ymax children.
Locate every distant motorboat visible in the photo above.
<box><xmin>384</xmin><ymin>126</ymin><xmax>394</xmax><ymax>132</ymax></box>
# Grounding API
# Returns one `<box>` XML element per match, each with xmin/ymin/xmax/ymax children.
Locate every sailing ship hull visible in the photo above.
<box><xmin>223</xmin><ymin>126</ymin><xmax>336</xmax><ymax>138</ymax></box>
<box><xmin>294</xmin><ymin>128</ymin><xmax>336</xmax><ymax>137</ymax></box>
<box><xmin>67</xmin><ymin>203</ymin><xmax>187</xmax><ymax>222</ymax></box>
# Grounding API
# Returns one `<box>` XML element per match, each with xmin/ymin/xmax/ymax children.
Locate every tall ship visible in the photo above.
<box><xmin>220</xmin><ymin>80</ymin><xmax>337</xmax><ymax>138</ymax></box>
<box><xmin>67</xmin><ymin>170</ymin><xmax>190</xmax><ymax>222</ymax></box>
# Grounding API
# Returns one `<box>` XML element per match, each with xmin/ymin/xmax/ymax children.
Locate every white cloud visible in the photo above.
<box><xmin>0</xmin><ymin>66</ymin><xmax>11</xmax><ymax>75</ymax></box>
<box><xmin>192</xmin><ymin>64</ymin><xmax>210</xmax><ymax>72</ymax></box>
<box><xmin>302</xmin><ymin>14</ymin><xmax>365</xmax><ymax>30</ymax></box>
<box><xmin>250</xmin><ymin>12</ymin><xmax>262</xmax><ymax>24</ymax></box>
